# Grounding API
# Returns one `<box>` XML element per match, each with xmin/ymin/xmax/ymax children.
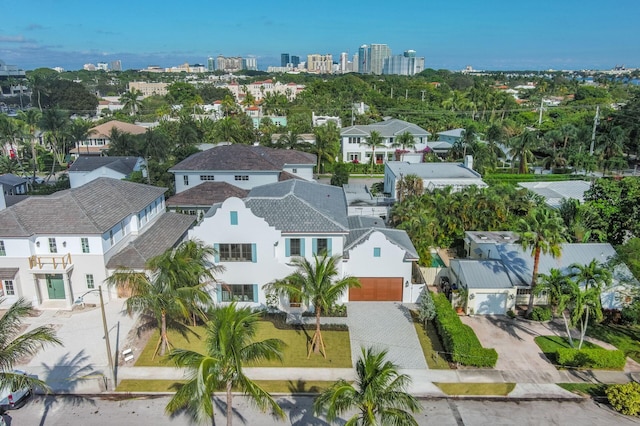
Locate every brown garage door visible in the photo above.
<box><xmin>349</xmin><ymin>277</ymin><xmax>403</xmax><ymax>301</ymax></box>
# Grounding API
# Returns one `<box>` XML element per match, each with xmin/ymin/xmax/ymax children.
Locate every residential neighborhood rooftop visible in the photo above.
<box><xmin>166</xmin><ymin>182</ymin><xmax>249</xmax><ymax>208</ymax></box>
<box><xmin>386</xmin><ymin>161</ymin><xmax>483</xmax><ymax>180</ymax></box>
<box><xmin>68</xmin><ymin>156</ymin><xmax>142</xmax><ymax>174</ymax></box>
<box><xmin>518</xmin><ymin>180</ymin><xmax>592</xmax><ymax>208</ymax></box>
<box><xmin>340</xmin><ymin>118</ymin><xmax>430</xmax><ymax>137</ymax></box>
<box><xmin>88</xmin><ymin>120</ymin><xmax>147</xmax><ymax>138</ymax></box>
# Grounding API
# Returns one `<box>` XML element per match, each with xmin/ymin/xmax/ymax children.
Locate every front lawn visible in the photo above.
<box><xmin>587</xmin><ymin>324</ymin><xmax>640</xmax><ymax>363</ymax></box>
<box><xmin>557</xmin><ymin>383</ymin><xmax>608</xmax><ymax>398</ymax></box>
<box><xmin>116</xmin><ymin>379</ymin><xmax>334</xmax><ymax>394</ymax></box>
<box><xmin>411</xmin><ymin>318</ymin><xmax>450</xmax><ymax>369</ymax></box>
<box><xmin>435</xmin><ymin>383</ymin><xmax>515</xmax><ymax>396</ymax></box>
<box><xmin>136</xmin><ymin>321</ymin><xmax>352</xmax><ymax>368</ymax></box>
<box><xmin>534</xmin><ymin>335</ymin><xmax>600</xmax><ymax>364</ymax></box>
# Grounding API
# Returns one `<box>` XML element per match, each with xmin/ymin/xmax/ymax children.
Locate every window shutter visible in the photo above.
<box><xmin>300</xmin><ymin>238</ymin><xmax>306</xmax><ymax>257</ymax></box>
<box><xmin>285</xmin><ymin>239</ymin><xmax>291</xmax><ymax>257</ymax></box>
<box><xmin>216</xmin><ymin>284</ymin><xmax>222</xmax><ymax>302</ymax></box>
<box><xmin>327</xmin><ymin>238</ymin><xmax>332</xmax><ymax>256</ymax></box>
<box><xmin>312</xmin><ymin>238</ymin><xmax>318</xmax><ymax>255</ymax></box>
<box><xmin>230</xmin><ymin>211</ymin><xmax>238</xmax><ymax>225</ymax></box>
<box><xmin>252</xmin><ymin>284</ymin><xmax>258</xmax><ymax>303</ymax></box>
<box><xmin>214</xmin><ymin>243</ymin><xmax>220</xmax><ymax>263</ymax></box>
<box><xmin>251</xmin><ymin>243</ymin><xmax>257</xmax><ymax>263</ymax></box>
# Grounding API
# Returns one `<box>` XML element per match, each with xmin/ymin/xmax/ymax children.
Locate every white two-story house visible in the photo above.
<box><xmin>0</xmin><ymin>178</ymin><xmax>195</xmax><ymax>309</ymax></box>
<box><xmin>169</xmin><ymin>144</ymin><xmax>316</xmax><ymax>194</ymax></box>
<box><xmin>189</xmin><ymin>180</ymin><xmax>421</xmax><ymax>308</ymax></box>
<box><xmin>340</xmin><ymin>118</ymin><xmax>430</xmax><ymax>164</ymax></box>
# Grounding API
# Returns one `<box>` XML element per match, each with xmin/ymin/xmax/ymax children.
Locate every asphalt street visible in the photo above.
<box><xmin>4</xmin><ymin>394</ymin><xmax>640</xmax><ymax>426</ymax></box>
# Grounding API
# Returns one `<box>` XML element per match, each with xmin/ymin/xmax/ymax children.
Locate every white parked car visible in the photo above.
<box><xmin>0</xmin><ymin>370</ymin><xmax>32</xmax><ymax>413</ymax></box>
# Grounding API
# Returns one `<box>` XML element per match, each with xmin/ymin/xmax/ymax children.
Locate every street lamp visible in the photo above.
<box><xmin>74</xmin><ymin>285</ymin><xmax>114</xmax><ymax>390</ymax></box>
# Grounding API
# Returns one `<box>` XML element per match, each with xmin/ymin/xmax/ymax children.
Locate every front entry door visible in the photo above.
<box><xmin>46</xmin><ymin>274</ymin><xmax>66</xmax><ymax>299</ymax></box>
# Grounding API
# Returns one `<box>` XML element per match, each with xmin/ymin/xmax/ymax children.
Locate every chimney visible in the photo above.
<box><xmin>464</xmin><ymin>155</ymin><xmax>473</xmax><ymax>171</ymax></box>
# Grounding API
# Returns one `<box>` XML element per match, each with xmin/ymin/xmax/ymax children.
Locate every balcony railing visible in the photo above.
<box><xmin>28</xmin><ymin>253</ymin><xmax>73</xmax><ymax>270</ymax></box>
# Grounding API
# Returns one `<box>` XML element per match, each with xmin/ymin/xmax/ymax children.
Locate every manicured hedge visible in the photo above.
<box><xmin>433</xmin><ymin>293</ymin><xmax>498</xmax><ymax>367</ymax></box>
<box><xmin>606</xmin><ymin>382</ymin><xmax>640</xmax><ymax>415</ymax></box>
<box><xmin>556</xmin><ymin>348</ymin><xmax>626</xmax><ymax>370</ymax></box>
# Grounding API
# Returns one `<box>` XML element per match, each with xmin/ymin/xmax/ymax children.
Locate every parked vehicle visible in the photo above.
<box><xmin>0</xmin><ymin>370</ymin><xmax>32</xmax><ymax>413</ymax></box>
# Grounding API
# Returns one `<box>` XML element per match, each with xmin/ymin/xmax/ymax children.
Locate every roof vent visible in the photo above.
<box><xmin>478</xmin><ymin>234</ymin><xmax>488</xmax><ymax>240</ymax></box>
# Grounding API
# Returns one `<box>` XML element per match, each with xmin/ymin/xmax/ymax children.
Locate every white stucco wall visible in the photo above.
<box><xmin>69</xmin><ymin>168</ymin><xmax>127</xmax><ymax>189</ymax></box>
<box><xmin>174</xmin><ymin>171</ymin><xmax>280</xmax><ymax>193</ymax></box>
<box><xmin>281</xmin><ymin>165</ymin><xmax>314</xmax><ymax>181</ymax></box>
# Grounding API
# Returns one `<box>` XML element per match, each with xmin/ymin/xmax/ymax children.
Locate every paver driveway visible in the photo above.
<box><xmin>346</xmin><ymin>302</ymin><xmax>427</xmax><ymax>369</ymax></box>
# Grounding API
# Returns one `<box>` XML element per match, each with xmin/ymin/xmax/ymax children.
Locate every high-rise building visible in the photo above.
<box><xmin>369</xmin><ymin>44</ymin><xmax>391</xmax><ymax>75</ymax></box>
<box><xmin>306</xmin><ymin>54</ymin><xmax>333</xmax><ymax>74</ymax></box>
<box><xmin>339</xmin><ymin>52</ymin><xmax>348</xmax><ymax>73</ymax></box>
<box><xmin>358</xmin><ymin>45</ymin><xmax>369</xmax><ymax>74</ymax></box>
<box><xmin>291</xmin><ymin>55</ymin><xmax>300</xmax><ymax>67</ymax></box>
<box><xmin>216</xmin><ymin>55</ymin><xmax>243</xmax><ymax>72</ymax></box>
<box><xmin>207</xmin><ymin>57</ymin><xmax>215</xmax><ymax>72</ymax></box>
<box><xmin>382</xmin><ymin>50</ymin><xmax>426</xmax><ymax>76</ymax></box>
<box><xmin>243</xmin><ymin>57</ymin><xmax>258</xmax><ymax>71</ymax></box>
<box><xmin>110</xmin><ymin>60</ymin><xmax>122</xmax><ymax>71</ymax></box>
<box><xmin>281</xmin><ymin>53</ymin><xmax>290</xmax><ymax>67</ymax></box>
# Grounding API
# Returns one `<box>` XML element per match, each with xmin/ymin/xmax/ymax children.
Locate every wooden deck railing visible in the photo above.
<box><xmin>28</xmin><ymin>253</ymin><xmax>73</xmax><ymax>270</ymax></box>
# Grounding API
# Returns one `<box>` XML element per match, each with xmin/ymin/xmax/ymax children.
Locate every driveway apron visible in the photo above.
<box><xmin>346</xmin><ymin>302</ymin><xmax>427</xmax><ymax>370</ymax></box>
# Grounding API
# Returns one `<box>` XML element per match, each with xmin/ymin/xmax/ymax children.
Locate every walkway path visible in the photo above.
<box><xmin>346</xmin><ymin>302</ymin><xmax>428</xmax><ymax>370</ymax></box>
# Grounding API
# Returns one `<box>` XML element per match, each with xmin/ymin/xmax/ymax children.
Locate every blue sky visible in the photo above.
<box><xmin>1</xmin><ymin>0</ymin><xmax>638</xmax><ymax>71</ymax></box>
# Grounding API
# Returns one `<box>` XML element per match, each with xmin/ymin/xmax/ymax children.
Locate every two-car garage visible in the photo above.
<box><xmin>349</xmin><ymin>277</ymin><xmax>403</xmax><ymax>302</ymax></box>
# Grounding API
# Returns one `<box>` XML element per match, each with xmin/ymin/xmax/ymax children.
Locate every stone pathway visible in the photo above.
<box><xmin>346</xmin><ymin>302</ymin><xmax>427</xmax><ymax>370</ymax></box>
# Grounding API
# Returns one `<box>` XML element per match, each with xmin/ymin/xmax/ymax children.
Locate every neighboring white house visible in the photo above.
<box><xmin>340</xmin><ymin>118</ymin><xmax>430</xmax><ymax>163</ymax></box>
<box><xmin>436</xmin><ymin>128</ymin><xmax>465</xmax><ymax>144</ymax></box>
<box><xmin>0</xmin><ymin>178</ymin><xmax>195</xmax><ymax>309</ymax></box>
<box><xmin>384</xmin><ymin>158</ymin><xmax>487</xmax><ymax>199</ymax></box>
<box><xmin>188</xmin><ymin>180</ymin><xmax>421</xmax><ymax>309</ymax></box>
<box><xmin>0</xmin><ymin>174</ymin><xmax>27</xmax><ymax>196</ymax></box>
<box><xmin>68</xmin><ymin>156</ymin><xmax>146</xmax><ymax>188</ymax></box>
<box><xmin>450</xmin><ymin>231</ymin><xmax>638</xmax><ymax>315</ymax></box>
<box><xmin>518</xmin><ymin>180</ymin><xmax>592</xmax><ymax>209</ymax></box>
<box><xmin>70</xmin><ymin>120</ymin><xmax>147</xmax><ymax>158</ymax></box>
<box><xmin>169</xmin><ymin>144</ymin><xmax>316</xmax><ymax>194</ymax></box>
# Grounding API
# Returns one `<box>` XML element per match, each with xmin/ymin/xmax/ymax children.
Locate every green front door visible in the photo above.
<box><xmin>46</xmin><ymin>274</ymin><xmax>65</xmax><ymax>300</ymax></box>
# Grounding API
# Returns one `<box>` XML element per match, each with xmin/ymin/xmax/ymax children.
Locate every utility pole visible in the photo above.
<box><xmin>390</xmin><ymin>87</ymin><xmax>393</xmax><ymax>99</ymax></box>
<box><xmin>589</xmin><ymin>105</ymin><xmax>600</xmax><ymax>155</ymax></box>
<box><xmin>405</xmin><ymin>89</ymin><xmax>408</xmax><ymax>100</ymax></box>
<box><xmin>538</xmin><ymin>98</ymin><xmax>544</xmax><ymax>126</ymax></box>
<box><xmin>421</xmin><ymin>90</ymin><xmax>425</xmax><ymax>102</ymax></box>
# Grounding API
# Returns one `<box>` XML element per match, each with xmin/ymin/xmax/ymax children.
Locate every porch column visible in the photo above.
<box><xmin>32</xmin><ymin>275</ymin><xmax>43</xmax><ymax>306</ymax></box>
<box><xmin>63</xmin><ymin>273</ymin><xmax>73</xmax><ymax>309</ymax></box>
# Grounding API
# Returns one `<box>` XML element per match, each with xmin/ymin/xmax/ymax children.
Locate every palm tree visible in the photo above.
<box><xmin>0</xmin><ymin>298</ymin><xmax>63</xmax><ymax>393</ymax></box>
<box><xmin>536</xmin><ymin>268</ymin><xmax>572</xmax><ymax>318</ymax></box>
<box><xmin>264</xmin><ymin>254</ymin><xmax>360</xmax><ymax>358</ymax></box>
<box><xmin>516</xmin><ymin>208</ymin><xmax>568</xmax><ymax>315</ymax></box>
<box><xmin>277</xmin><ymin>129</ymin><xmax>302</xmax><ymax>149</ymax></box>
<box><xmin>509</xmin><ymin>130</ymin><xmax>537</xmax><ymax>174</ymax></box>
<box><xmin>569</xmin><ymin>260</ymin><xmax>612</xmax><ymax>310</ymax></box>
<box><xmin>363</xmin><ymin>130</ymin><xmax>385</xmax><ymax>175</ymax></box>
<box><xmin>120</xmin><ymin>89</ymin><xmax>143</xmax><ymax>116</ymax></box>
<box><xmin>314</xmin><ymin>347</ymin><xmax>421</xmax><ymax>426</ymax></box>
<box><xmin>106</xmin><ymin>240</ymin><xmax>220</xmax><ymax>357</ymax></box>
<box><xmin>311</xmin><ymin>122</ymin><xmax>340</xmax><ymax>174</ymax></box>
<box><xmin>17</xmin><ymin>109</ymin><xmax>42</xmax><ymax>182</ymax></box>
<box><xmin>392</xmin><ymin>131</ymin><xmax>415</xmax><ymax>161</ymax></box>
<box><xmin>39</xmin><ymin>107</ymin><xmax>70</xmax><ymax>178</ymax></box>
<box><xmin>166</xmin><ymin>303</ymin><xmax>284</xmax><ymax>426</ymax></box>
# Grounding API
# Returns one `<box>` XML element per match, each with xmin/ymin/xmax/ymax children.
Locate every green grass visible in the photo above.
<box><xmin>136</xmin><ymin>321</ymin><xmax>352</xmax><ymax>368</ymax></box>
<box><xmin>534</xmin><ymin>335</ymin><xmax>601</xmax><ymax>364</ymax></box>
<box><xmin>116</xmin><ymin>379</ymin><xmax>334</xmax><ymax>394</ymax></box>
<box><xmin>557</xmin><ymin>383</ymin><xmax>608</xmax><ymax>398</ymax></box>
<box><xmin>587</xmin><ymin>324</ymin><xmax>640</xmax><ymax>363</ymax></box>
<box><xmin>412</xmin><ymin>319</ymin><xmax>450</xmax><ymax>369</ymax></box>
<box><xmin>435</xmin><ymin>383</ymin><xmax>515</xmax><ymax>396</ymax></box>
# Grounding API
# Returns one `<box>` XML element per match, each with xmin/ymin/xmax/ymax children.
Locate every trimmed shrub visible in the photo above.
<box><xmin>506</xmin><ymin>309</ymin><xmax>516</xmax><ymax>319</ymax></box>
<box><xmin>529</xmin><ymin>306</ymin><xmax>552</xmax><ymax>322</ymax></box>
<box><xmin>433</xmin><ymin>293</ymin><xmax>498</xmax><ymax>367</ymax></box>
<box><xmin>606</xmin><ymin>382</ymin><xmax>640</xmax><ymax>415</ymax></box>
<box><xmin>556</xmin><ymin>348</ymin><xmax>626</xmax><ymax>370</ymax></box>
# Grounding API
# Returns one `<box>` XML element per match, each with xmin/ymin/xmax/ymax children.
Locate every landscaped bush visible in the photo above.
<box><xmin>323</xmin><ymin>162</ymin><xmax>385</xmax><ymax>175</ymax></box>
<box><xmin>606</xmin><ymin>382</ymin><xmax>640</xmax><ymax>415</ymax></box>
<box><xmin>433</xmin><ymin>293</ymin><xmax>498</xmax><ymax>367</ymax></box>
<box><xmin>621</xmin><ymin>304</ymin><xmax>640</xmax><ymax>325</ymax></box>
<box><xmin>529</xmin><ymin>306</ymin><xmax>552</xmax><ymax>322</ymax></box>
<box><xmin>301</xmin><ymin>304</ymin><xmax>347</xmax><ymax>317</ymax></box>
<box><xmin>556</xmin><ymin>348</ymin><xmax>626</xmax><ymax>369</ymax></box>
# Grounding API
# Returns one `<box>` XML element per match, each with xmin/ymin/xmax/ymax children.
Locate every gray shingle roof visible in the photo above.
<box><xmin>169</xmin><ymin>144</ymin><xmax>315</xmax><ymax>172</ymax></box>
<box><xmin>340</xmin><ymin>118</ymin><xmax>430</xmax><ymax>138</ymax></box>
<box><xmin>345</xmin><ymin>215</ymin><xmax>419</xmax><ymax>261</ymax></box>
<box><xmin>450</xmin><ymin>259</ymin><xmax>515</xmax><ymax>289</ymax></box>
<box><xmin>106</xmin><ymin>212</ymin><xmax>195</xmax><ymax>269</ymax></box>
<box><xmin>0</xmin><ymin>174</ymin><xmax>26</xmax><ymax>186</ymax></box>
<box><xmin>518</xmin><ymin>181</ymin><xmax>591</xmax><ymax>208</ymax></box>
<box><xmin>69</xmin><ymin>156</ymin><xmax>142</xmax><ymax>175</ymax></box>
<box><xmin>244</xmin><ymin>180</ymin><xmax>349</xmax><ymax>233</ymax></box>
<box><xmin>0</xmin><ymin>178</ymin><xmax>166</xmax><ymax>237</ymax></box>
<box><xmin>166</xmin><ymin>182</ymin><xmax>249</xmax><ymax>208</ymax></box>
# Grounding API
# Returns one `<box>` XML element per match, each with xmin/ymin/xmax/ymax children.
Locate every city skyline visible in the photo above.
<box><xmin>0</xmin><ymin>0</ymin><xmax>638</xmax><ymax>71</ymax></box>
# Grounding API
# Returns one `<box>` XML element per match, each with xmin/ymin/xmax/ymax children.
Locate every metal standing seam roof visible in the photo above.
<box><xmin>450</xmin><ymin>259</ymin><xmax>515</xmax><ymax>289</ymax></box>
<box><xmin>518</xmin><ymin>181</ymin><xmax>592</xmax><ymax>208</ymax></box>
<box><xmin>0</xmin><ymin>178</ymin><xmax>166</xmax><ymax>237</ymax></box>
<box><xmin>386</xmin><ymin>161</ymin><xmax>484</xmax><ymax>179</ymax></box>
<box><xmin>106</xmin><ymin>212</ymin><xmax>196</xmax><ymax>269</ymax></box>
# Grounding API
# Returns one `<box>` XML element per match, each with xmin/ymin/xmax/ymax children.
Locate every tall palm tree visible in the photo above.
<box><xmin>516</xmin><ymin>208</ymin><xmax>568</xmax><ymax>315</ymax></box>
<box><xmin>536</xmin><ymin>268</ymin><xmax>572</xmax><ymax>318</ymax></box>
<box><xmin>569</xmin><ymin>259</ymin><xmax>612</xmax><ymax>310</ymax></box>
<box><xmin>166</xmin><ymin>303</ymin><xmax>284</xmax><ymax>426</ymax></box>
<box><xmin>39</xmin><ymin>107</ymin><xmax>70</xmax><ymax>178</ymax></box>
<box><xmin>264</xmin><ymin>254</ymin><xmax>360</xmax><ymax>358</ymax></box>
<box><xmin>509</xmin><ymin>130</ymin><xmax>537</xmax><ymax>174</ymax></box>
<box><xmin>0</xmin><ymin>298</ymin><xmax>63</xmax><ymax>393</ymax></box>
<box><xmin>314</xmin><ymin>347</ymin><xmax>421</xmax><ymax>426</ymax></box>
<box><xmin>106</xmin><ymin>240</ymin><xmax>220</xmax><ymax>357</ymax></box>
<box><xmin>17</xmin><ymin>109</ymin><xmax>42</xmax><ymax>182</ymax></box>
<box><xmin>392</xmin><ymin>131</ymin><xmax>415</xmax><ymax>161</ymax></box>
<box><xmin>311</xmin><ymin>121</ymin><xmax>340</xmax><ymax>173</ymax></box>
<box><xmin>277</xmin><ymin>129</ymin><xmax>302</xmax><ymax>149</ymax></box>
<box><xmin>363</xmin><ymin>130</ymin><xmax>385</xmax><ymax>175</ymax></box>
<box><xmin>120</xmin><ymin>89</ymin><xmax>143</xmax><ymax>116</ymax></box>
